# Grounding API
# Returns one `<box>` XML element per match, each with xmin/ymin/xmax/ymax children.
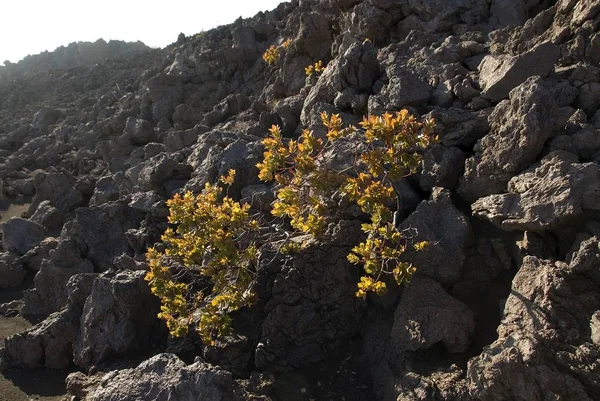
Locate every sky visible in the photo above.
<box><xmin>0</xmin><ymin>0</ymin><xmax>285</xmax><ymax>64</ymax></box>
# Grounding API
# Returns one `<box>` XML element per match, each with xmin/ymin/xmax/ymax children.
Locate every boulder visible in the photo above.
<box><xmin>390</xmin><ymin>277</ymin><xmax>475</xmax><ymax>354</ymax></box>
<box><xmin>120</xmin><ymin>117</ymin><xmax>156</xmax><ymax>146</ymax></box>
<box><xmin>466</xmin><ymin>238</ymin><xmax>600</xmax><ymax>400</ymax></box>
<box><xmin>255</xmin><ymin>221</ymin><xmax>365</xmax><ymax>369</ymax></box>
<box><xmin>379</xmin><ymin>63</ymin><xmax>431</xmax><ymax>110</ymax></box>
<box><xmin>27</xmin><ymin>171</ymin><xmax>84</xmax><ymax>216</ymax></box>
<box><xmin>1</xmin><ymin>273</ymin><xmax>97</xmax><ymax>369</ymax></box>
<box><xmin>62</xmin><ymin>203</ymin><xmax>145</xmax><ymax>272</ymax></box>
<box><xmin>22</xmin><ymin>241</ymin><xmax>95</xmax><ymax>316</ymax></box>
<box><xmin>32</xmin><ymin>107</ymin><xmax>65</xmax><ymax>128</ymax></box>
<box><xmin>479</xmin><ymin>42</ymin><xmax>560</xmax><ymax>101</ymax></box>
<box><xmin>572</xmin><ymin>126</ymin><xmax>600</xmax><ymax>159</ymax></box>
<box><xmin>300</xmin><ymin>41</ymin><xmax>379</xmax><ymax>127</ymax></box>
<box><xmin>138</xmin><ymin>154</ymin><xmax>193</xmax><ymax>192</ymax></box>
<box><xmin>85</xmin><ymin>354</ymin><xmax>235</xmax><ymax>401</ymax></box>
<box><xmin>20</xmin><ymin>237</ymin><xmax>58</xmax><ymax>272</ymax></box>
<box><xmin>425</xmin><ymin>107</ymin><xmax>491</xmax><ymax>148</ymax></box>
<box><xmin>400</xmin><ymin>188</ymin><xmax>471</xmax><ymax>284</ymax></box>
<box><xmin>472</xmin><ymin>151</ymin><xmax>600</xmax><ymax>231</ymax></box>
<box><xmin>89</xmin><ymin>176</ymin><xmax>120</xmax><ymax>207</ymax></box>
<box><xmin>29</xmin><ymin>200</ymin><xmax>63</xmax><ymax>231</ymax></box>
<box><xmin>73</xmin><ymin>270</ymin><xmax>161</xmax><ymax>370</ymax></box>
<box><xmin>575</xmin><ymin>82</ymin><xmax>600</xmax><ymax>118</ymax></box>
<box><xmin>1</xmin><ymin>217</ymin><xmax>47</xmax><ymax>254</ymax></box>
<box><xmin>459</xmin><ymin>77</ymin><xmax>559</xmax><ymax>202</ymax></box>
<box><xmin>0</xmin><ymin>251</ymin><xmax>26</xmax><ymax>288</ymax></box>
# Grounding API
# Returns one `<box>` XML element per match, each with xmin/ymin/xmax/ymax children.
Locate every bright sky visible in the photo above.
<box><xmin>0</xmin><ymin>0</ymin><xmax>285</xmax><ymax>64</ymax></box>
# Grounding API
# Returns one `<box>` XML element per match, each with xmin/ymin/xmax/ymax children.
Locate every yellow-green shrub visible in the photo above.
<box><xmin>258</xmin><ymin>111</ymin><xmax>437</xmax><ymax>298</ymax></box>
<box><xmin>305</xmin><ymin>60</ymin><xmax>325</xmax><ymax>77</ymax></box>
<box><xmin>145</xmin><ymin>170</ymin><xmax>259</xmax><ymax>344</ymax></box>
<box><xmin>148</xmin><ymin>111</ymin><xmax>437</xmax><ymax>342</ymax></box>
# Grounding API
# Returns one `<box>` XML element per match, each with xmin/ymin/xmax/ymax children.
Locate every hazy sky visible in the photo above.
<box><xmin>0</xmin><ymin>0</ymin><xmax>284</xmax><ymax>64</ymax></box>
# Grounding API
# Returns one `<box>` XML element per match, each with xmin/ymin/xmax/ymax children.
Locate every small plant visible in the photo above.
<box><xmin>282</xmin><ymin>38</ymin><xmax>293</xmax><ymax>49</ymax></box>
<box><xmin>262</xmin><ymin>38</ymin><xmax>293</xmax><ymax>65</ymax></box>
<box><xmin>262</xmin><ymin>45</ymin><xmax>280</xmax><ymax>65</ymax></box>
<box><xmin>305</xmin><ymin>60</ymin><xmax>325</xmax><ymax>77</ymax></box>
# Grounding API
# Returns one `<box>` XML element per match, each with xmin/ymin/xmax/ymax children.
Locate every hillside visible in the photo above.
<box><xmin>0</xmin><ymin>0</ymin><xmax>599</xmax><ymax>400</ymax></box>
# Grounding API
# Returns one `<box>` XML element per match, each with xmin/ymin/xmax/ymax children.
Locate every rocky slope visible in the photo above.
<box><xmin>1</xmin><ymin>0</ymin><xmax>599</xmax><ymax>400</ymax></box>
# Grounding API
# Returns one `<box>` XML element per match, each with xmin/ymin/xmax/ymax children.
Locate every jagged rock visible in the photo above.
<box><xmin>241</xmin><ymin>184</ymin><xmax>275</xmax><ymax>212</ymax></box>
<box><xmin>379</xmin><ymin>60</ymin><xmax>431</xmax><ymax>111</ymax></box>
<box><xmin>400</xmin><ymin>188</ymin><xmax>471</xmax><ymax>284</ymax></box>
<box><xmin>466</xmin><ymin>238</ymin><xmax>600</xmax><ymax>400</ymax></box>
<box><xmin>85</xmin><ymin>353</ymin><xmax>236</xmax><ymax>401</ymax></box>
<box><xmin>300</xmin><ymin>41</ymin><xmax>379</xmax><ymax>127</ymax></box>
<box><xmin>426</xmin><ymin>107</ymin><xmax>491</xmax><ymax>148</ymax></box>
<box><xmin>146</xmin><ymin>73</ymin><xmax>184</xmax><ymax>123</ymax></box>
<box><xmin>138</xmin><ymin>153</ymin><xmax>192</xmax><ymax>192</ymax></box>
<box><xmin>27</xmin><ymin>171</ymin><xmax>84</xmax><ymax>216</ymax></box>
<box><xmin>390</xmin><ymin>366</ymin><xmax>468</xmax><ymax>401</ymax></box>
<box><xmin>185</xmin><ymin>132</ymin><xmax>262</xmax><ymax>197</ymax></box>
<box><xmin>32</xmin><ymin>107</ymin><xmax>65</xmax><ymax>128</ymax></box>
<box><xmin>62</xmin><ymin>203</ymin><xmax>145</xmax><ymax>271</ymax></box>
<box><xmin>89</xmin><ymin>176</ymin><xmax>121</xmax><ymax>207</ymax></box>
<box><xmin>479</xmin><ymin>42</ymin><xmax>560</xmax><ymax>102</ymax></box>
<box><xmin>120</xmin><ymin>117</ymin><xmax>156</xmax><ymax>146</ymax></box>
<box><xmin>472</xmin><ymin>151</ymin><xmax>600</xmax><ymax>231</ymax></box>
<box><xmin>73</xmin><ymin>270</ymin><xmax>161</xmax><ymax>370</ymax></box>
<box><xmin>143</xmin><ymin>142</ymin><xmax>165</xmax><ymax>159</ymax></box>
<box><xmin>459</xmin><ymin>77</ymin><xmax>559</xmax><ymax>202</ymax></box>
<box><xmin>0</xmin><ymin>251</ymin><xmax>26</xmax><ymax>288</ymax></box>
<box><xmin>591</xmin><ymin>311</ymin><xmax>600</xmax><ymax>346</ymax></box>
<box><xmin>572</xmin><ymin>126</ymin><xmax>600</xmax><ymax>159</ymax></box>
<box><xmin>419</xmin><ymin>144</ymin><xmax>466</xmax><ymax>191</ymax></box>
<box><xmin>489</xmin><ymin>0</ymin><xmax>528</xmax><ymax>28</ymax></box>
<box><xmin>164</xmin><ymin>126</ymin><xmax>203</xmax><ymax>152</ymax></box>
<box><xmin>0</xmin><ymin>273</ymin><xmax>97</xmax><ymax>369</ymax></box>
<box><xmin>20</xmin><ymin>237</ymin><xmax>59</xmax><ymax>272</ymax></box>
<box><xmin>22</xmin><ymin>241</ymin><xmax>95</xmax><ymax>316</ymax></box>
<box><xmin>128</xmin><ymin>191</ymin><xmax>164</xmax><ymax>214</ymax></box>
<box><xmin>390</xmin><ymin>277</ymin><xmax>475</xmax><ymax>354</ymax></box>
<box><xmin>575</xmin><ymin>82</ymin><xmax>600</xmax><ymax>117</ymax></box>
<box><xmin>29</xmin><ymin>200</ymin><xmax>63</xmax><ymax>231</ymax></box>
<box><xmin>66</xmin><ymin>371</ymin><xmax>102</xmax><ymax>400</ymax></box>
<box><xmin>1</xmin><ymin>217</ymin><xmax>47</xmax><ymax>254</ymax></box>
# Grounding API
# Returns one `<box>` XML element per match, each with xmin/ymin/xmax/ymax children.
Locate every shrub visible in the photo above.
<box><xmin>262</xmin><ymin>45</ymin><xmax>280</xmax><ymax>65</ymax></box>
<box><xmin>145</xmin><ymin>170</ymin><xmax>260</xmax><ymax>344</ymax></box>
<box><xmin>148</xmin><ymin>111</ymin><xmax>437</xmax><ymax>341</ymax></box>
<box><xmin>258</xmin><ymin>111</ymin><xmax>437</xmax><ymax>297</ymax></box>
<box><xmin>262</xmin><ymin>38</ymin><xmax>292</xmax><ymax>65</ymax></box>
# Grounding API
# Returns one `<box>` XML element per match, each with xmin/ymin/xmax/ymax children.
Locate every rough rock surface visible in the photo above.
<box><xmin>459</xmin><ymin>77</ymin><xmax>559</xmax><ymax>202</ymax></box>
<box><xmin>400</xmin><ymin>188</ymin><xmax>471</xmax><ymax>284</ymax></box>
<box><xmin>472</xmin><ymin>151</ymin><xmax>600</xmax><ymax>231</ymax></box>
<box><xmin>73</xmin><ymin>270</ymin><xmax>161</xmax><ymax>370</ymax></box>
<box><xmin>0</xmin><ymin>251</ymin><xmax>26</xmax><ymax>288</ymax></box>
<box><xmin>466</xmin><ymin>238</ymin><xmax>600</xmax><ymax>400</ymax></box>
<box><xmin>1</xmin><ymin>217</ymin><xmax>47</xmax><ymax>255</ymax></box>
<box><xmin>86</xmin><ymin>353</ymin><xmax>237</xmax><ymax>401</ymax></box>
<box><xmin>390</xmin><ymin>277</ymin><xmax>475</xmax><ymax>354</ymax></box>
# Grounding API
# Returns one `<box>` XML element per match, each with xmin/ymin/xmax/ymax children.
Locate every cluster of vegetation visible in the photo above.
<box><xmin>262</xmin><ymin>38</ymin><xmax>293</xmax><ymax>65</ymax></box>
<box><xmin>147</xmin><ymin>111</ymin><xmax>437</xmax><ymax>342</ymax></box>
<box><xmin>305</xmin><ymin>60</ymin><xmax>325</xmax><ymax>77</ymax></box>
